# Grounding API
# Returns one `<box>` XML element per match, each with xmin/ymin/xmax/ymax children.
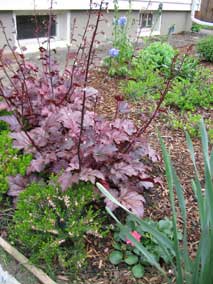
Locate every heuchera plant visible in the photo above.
<box><xmin>0</xmin><ymin>1</ymin><xmax>163</xmax><ymax>217</ymax></box>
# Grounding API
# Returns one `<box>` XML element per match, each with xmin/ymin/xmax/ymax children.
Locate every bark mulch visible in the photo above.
<box><xmin>0</xmin><ymin>35</ymin><xmax>212</xmax><ymax>283</ymax></box>
<box><xmin>72</xmin><ymin>64</ymin><xmax>212</xmax><ymax>284</ymax></box>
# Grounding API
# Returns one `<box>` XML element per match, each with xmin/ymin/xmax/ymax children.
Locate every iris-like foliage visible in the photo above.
<box><xmin>97</xmin><ymin>119</ymin><xmax>213</xmax><ymax>284</ymax></box>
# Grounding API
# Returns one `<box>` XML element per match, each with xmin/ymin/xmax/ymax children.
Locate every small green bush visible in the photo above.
<box><xmin>9</xmin><ymin>180</ymin><xmax>105</xmax><ymax>277</ymax></box>
<box><xmin>174</xmin><ymin>56</ymin><xmax>198</xmax><ymax>81</ymax></box>
<box><xmin>122</xmin><ymin>65</ymin><xmax>164</xmax><ymax>100</ymax></box>
<box><xmin>191</xmin><ymin>23</ymin><xmax>202</xmax><ymax>33</ymax></box>
<box><xmin>122</xmin><ymin>43</ymin><xmax>199</xmax><ymax>101</ymax></box>
<box><xmin>169</xmin><ymin>112</ymin><xmax>213</xmax><ymax>142</ymax></box>
<box><xmin>165</xmin><ymin>67</ymin><xmax>213</xmax><ymax>110</ymax></box>
<box><xmin>0</xmin><ymin>130</ymin><xmax>32</xmax><ymax>201</ymax></box>
<box><xmin>139</xmin><ymin>42</ymin><xmax>176</xmax><ymax>73</ymax></box>
<box><xmin>197</xmin><ymin>36</ymin><xmax>213</xmax><ymax>62</ymax></box>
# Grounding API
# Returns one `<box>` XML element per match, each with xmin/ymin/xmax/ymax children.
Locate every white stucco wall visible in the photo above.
<box><xmin>0</xmin><ymin>0</ymin><xmax>193</xmax><ymax>11</ymax></box>
<box><xmin>160</xmin><ymin>11</ymin><xmax>192</xmax><ymax>34</ymax></box>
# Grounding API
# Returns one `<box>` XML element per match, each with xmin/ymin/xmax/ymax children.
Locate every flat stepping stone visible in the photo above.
<box><xmin>0</xmin><ymin>264</ymin><xmax>21</xmax><ymax>284</ymax></box>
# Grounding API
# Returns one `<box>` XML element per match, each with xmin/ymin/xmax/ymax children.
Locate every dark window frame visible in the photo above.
<box><xmin>16</xmin><ymin>14</ymin><xmax>57</xmax><ymax>40</ymax></box>
<box><xmin>139</xmin><ymin>12</ymin><xmax>153</xmax><ymax>28</ymax></box>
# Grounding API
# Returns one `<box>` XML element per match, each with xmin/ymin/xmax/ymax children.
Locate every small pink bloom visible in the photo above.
<box><xmin>126</xmin><ymin>231</ymin><xmax>142</xmax><ymax>247</ymax></box>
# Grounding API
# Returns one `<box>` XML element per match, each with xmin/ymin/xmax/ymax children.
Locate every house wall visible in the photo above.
<box><xmin>0</xmin><ymin>0</ymin><xmax>193</xmax><ymax>11</ymax></box>
<box><xmin>160</xmin><ymin>11</ymin><xmax>192</xmax><ymax>34</ymax></box>
<box><xmin>0</xmin><ymin>11</ymin><xmax>15</xmax><ymax>48</ymax></box>
<box><xmin>69</xmin><ymin>11</ymin><xmax>140</xmax><ymax>47</ymax></box>
<box><xmin>0</xmin><ymin>9</ymin><xmax>192</xmax><ymax>53</ymax></box>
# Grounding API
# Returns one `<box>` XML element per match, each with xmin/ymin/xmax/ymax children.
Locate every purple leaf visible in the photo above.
<box><xmin>93</xmin><ymin>144</ymin><xmax>117</xmax><ymax>162</ymax></box>
<box><xmin>79</xmin><ymin>168</ymin><xmax>105</xmax><ymax>184</ymax></box>
<box><xmin>27</xmin><ymin>157</ymin><xmax>45</xmax><ymax>173</ymax></box>
<box><xmin>7</xmin><ymin>174</ymin><xmax>27</xmax><ymax>197</ymax></box>
<box><xmin>58</xmin><ymin>171</ymin><xmax>73</xmax><ymax>192</ymax></box>
<box><xmin>119</xmin><ymin>189</ymin><xmax>146</xmax><ymax>218</ymax></box>
<box><xmin>10</xmin><ymin>131</ymin><xmax>32</xmax><ymax>150</ymax></box>
<box><xmin>0</xmin><ymin>115</ymin><xmax>21</xmax><ymax>131</ymax></box>
<box><xmin>117</xmin><ymin>101</ymin><xmax>130</xmax><ymax>114</ymax></box>
<box><xmin>29</xmin><ymin>128</ymin><xmax>47</xmax><ymax>147</ymax></box>
<box><xmin>0</xmin><ymin>101</ymin><xmax>8</xmax><ymax>111</ymax></box>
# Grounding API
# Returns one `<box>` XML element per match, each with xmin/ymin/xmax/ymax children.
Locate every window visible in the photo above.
<box><xmin>139</xmin><ymin>12</ymin><xmax>153</xmax><ymax>28</ymax></box>
<box><xmin>16</xmin><ymin>15</ymin><xmax>56</xmax><ymax>40</ymax></box>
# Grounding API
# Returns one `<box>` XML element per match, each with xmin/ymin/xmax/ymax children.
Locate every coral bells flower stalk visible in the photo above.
<box><xmin>126</xmin><ymin>231</ymin><xmax>142</xmax><ymax>247</ymax></box>
<box><xmin>109</xmin><ymin>48</ymin><xmax>119</xmax><ymax>57</ymax></box>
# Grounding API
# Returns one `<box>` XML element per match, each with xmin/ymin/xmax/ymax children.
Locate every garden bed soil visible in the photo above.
<box><xmin>0</xmin><ymin>32</ymin><xmax>212</xmax><ymax>284</ymax></box>
<box><xmin>38</xmin><ymin>63</ymin><xmax>212</xmax><ymax>284</ymax></box>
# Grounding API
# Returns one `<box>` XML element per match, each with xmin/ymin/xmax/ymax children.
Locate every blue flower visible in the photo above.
<box><xmin>109</xmin><ymin>48</ymin><xmax>119</xmax><ymax>57</ymax></box>
<box><xmin>118</xmin><ymin>16</ymin><xmax>127</xmax><ymax>26</ymax></box>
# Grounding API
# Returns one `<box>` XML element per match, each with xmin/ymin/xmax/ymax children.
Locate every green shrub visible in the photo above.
<box><xmin>174</xmin><ymin>56</ymin><xmax>198</xmax><ymax>81</ymax></box>
<box><xmin>0</xmin><ymin>130</ymin><xmax>32</xmax><ymax>201</ymax></box>
<box><xmin>139</xmin><ymin>42</ymin><xmax>176</xmax><ymax>73</ymax></box>
<box><xmin>122</xmin><ymin>65</ymin><xmax>164</xmax><ymax>100</ymax></box>
<box><xmin>9</xmin><ymin>180</ymin><xmax>105</xmax><ymax>277</ymax></box>
<box><xmin>122</xmin><ymin>44</ymin><xmax>199</xmax><ymax>101</ymax></box>
<box><xmin>165</xmin><ymin>67</ymin><xmax>213</xmax><ymax>110</ymax></box>
<box><xmin>197</xmin><ymin>36</ymin><xmax>213</xmax><ymax>62</ymax></box>
<box><xmin>191</xmin><ymin>23</ymin><xmax>202</xmax><ymax>33</ymax></box>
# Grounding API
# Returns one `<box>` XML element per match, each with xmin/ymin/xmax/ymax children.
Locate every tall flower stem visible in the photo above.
<box><xmin>77</xmin><ymin>1</ymin><xmax>106</xmax><ymax>171</ymax></box>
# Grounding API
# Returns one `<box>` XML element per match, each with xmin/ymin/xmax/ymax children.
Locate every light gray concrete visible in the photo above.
<box><xmin>0</xmin><ymin>11</ymin><xmax>15</xmax><ymax>48</ymax></box>
<box><xmin>0</xmin><ymin>264</ymin><xmax>21</xmax><ymax>284</ymax></box>
<box><xmin>160</xmin><ymin>11</ymin><xmax>192</xmax><ymax>35</ymax></box>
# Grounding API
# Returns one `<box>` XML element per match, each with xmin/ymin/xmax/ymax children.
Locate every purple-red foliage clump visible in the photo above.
<box><xmin>0</xmin><ymin>2</ymin><xmax>160</xmax><ymax>217</ymax></box>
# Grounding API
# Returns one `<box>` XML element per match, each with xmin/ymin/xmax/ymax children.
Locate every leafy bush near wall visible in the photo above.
<box><xmin>191</xmin><ymin>23</ymin><xmax>202</xmax><ymax>33</ymax></box>
<box><xmin>122</xmin><ymin>42</ymin><xmax>174</xmax><ymax>99</ymax></box>
<box><xmin>0</xmin><ymin>130</ymin><xmax>32</xmax><ymax>201</ymax></box>
<box><xmin>122</xmin><ymin>42</ymin><xmax>200</xmax><ymax>100</ymax></box>
<box><xmin>197</xmin><ymin>36</ymin><xmax>213</xmax><ymax>62</ymax></box>
<box><xmin>122</xmin><ymin>65</ymin><xmax>164</xmax><ymax>100</ymax></box>
<box><xmin>9</xmin><ymin>181</ymin><xmax>105</xmax><ymax>276</ymax></box>
<box><xmin>164</xmin><ymin>68</ymin><xmax>213</xmax><ymax>110</ymax></box>
<box><xmin>137</xmin><ymin>42</ymin><xmax>176</xmax><ymax>74</ymax></box>
<box><xmin>123</xmin><ymin>44</ymin><xmax>212</xmax><ymax>112</ymax></box>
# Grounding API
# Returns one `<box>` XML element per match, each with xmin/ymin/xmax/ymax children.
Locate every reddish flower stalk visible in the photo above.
<box><xmin>123</xmin><ymin>55</ymin><xmax>181</xmax><ymax>154</ymax></box>
<box><xmin>77</xmin><ymin>1</ymin><xmax>107</xmax><ymax>171</ymax></box>
<box><xmin>0</xmin><ymin>21</ymin><xmax>34</xmax><ymax>114</ymax></box>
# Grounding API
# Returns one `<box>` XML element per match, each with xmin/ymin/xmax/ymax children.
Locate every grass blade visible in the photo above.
<box><xmin>160</xmin><ymin>136</ymin><xmax>183</xmax><ymax>284</ymax></box>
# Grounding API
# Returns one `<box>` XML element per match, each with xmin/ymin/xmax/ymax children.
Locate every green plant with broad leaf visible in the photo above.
<box><xmin>109</xmin><ymin>216</ymin><xmax>181</xmax><ymax>278</ymax></box>
<box><xmin>97</xmin><ymin>119</ymin><xmax>213</xmax><ymax>283</ymax></box>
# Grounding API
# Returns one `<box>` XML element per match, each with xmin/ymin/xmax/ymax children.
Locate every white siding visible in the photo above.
<box><xmin>0</xmin><ymin>0</ymin><xmax>193</xmax><ymax>11</ymax></box>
